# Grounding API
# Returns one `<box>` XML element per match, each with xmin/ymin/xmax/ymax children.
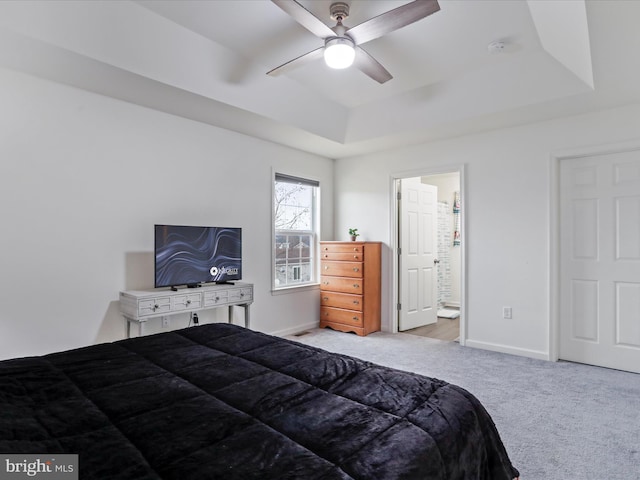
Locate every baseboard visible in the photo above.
<box><xmin>270</xmin><ymin>321</ymin><xmax>320</xmax><ymax>338</ymax></box>
<box><xmin>465</xmin><ymin>339</ymin><xmax>550</xmax><ymax>361</ymax></box>
<box><xmin>444</xmin><ymin>301</ymin><xmax>460</xmax><ymax>308</ymax></box>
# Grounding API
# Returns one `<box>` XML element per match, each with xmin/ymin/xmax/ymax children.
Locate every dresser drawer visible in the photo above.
<box><xmin>321</xmin><ymin>291</ymin><xmax>363</xmax><ymax>311</ymax></box>
<box><xmin>321</xmin><ymin>243</ymin><xmax>364</xmax><ymax>254</ymax></box>
<box><xmin>320</xmin><ymin>306</ymin><xmax>363</xmax><ymax>327</ymax></box>
<box><xmin>321</xmin><ymin>275</ymin><xmax>363</xmax><ymax>294</ymax></box>
<box><xmin>320</xmin><ymin>251</ymin><xmax>364</xmax><ymax>261</ymax></box>
<box><xmin>321</xmin><ymin>261</ymin><xmax>363</xmax><ymax>278</ymax></box>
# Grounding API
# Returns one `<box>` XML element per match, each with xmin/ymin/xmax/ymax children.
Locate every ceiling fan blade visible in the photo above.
<box><xmin>354</xmin><ymin>46</ymin><xmax>393</xmax><ymax>84</ymax></box>
<box><xmin>347</xmin><ymin>0</ymin><xmax>440</xmax><ymax>45</ymax></box>
<box><xmin>267</xmin><ymin>46</ymin><xmax>325</xmax><ymax>77</ymax></box>
<box><xmin>271</xmin><ymin>0</ymin><xmax>336</xmax><ymax>39</ymax></box>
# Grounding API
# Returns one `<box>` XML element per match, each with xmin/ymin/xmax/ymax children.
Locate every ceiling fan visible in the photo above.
<box><xmin>267</xmin><ymin>0</ymin><xmax>440</xmax><ymax>84</ymax></box>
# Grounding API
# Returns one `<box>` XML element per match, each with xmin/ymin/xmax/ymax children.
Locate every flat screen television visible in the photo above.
<box><xmin>154</xmin><ymin>224</ymin><xmax>242</xmax><ymax>289</ymax></box>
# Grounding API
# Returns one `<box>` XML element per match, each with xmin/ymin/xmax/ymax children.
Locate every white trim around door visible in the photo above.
<box><xmin>550</xmin><ymin>138</ymin><xmax>640</xmax><ymax>367</ymax></box>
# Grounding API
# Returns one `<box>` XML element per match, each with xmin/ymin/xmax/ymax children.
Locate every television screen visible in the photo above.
<box><xmin>154</xmin><ymin>225</ymin><xmax>242</xmax><ymax>288</ymax></box>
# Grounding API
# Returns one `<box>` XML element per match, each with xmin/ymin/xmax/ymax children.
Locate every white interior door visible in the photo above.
<box><xmin>559</xmin><ymin>150</ymin><xmax>640</xmax><ymax>373</ymax></box>
<box><xmin>399</xmin><ymin>177</ymin><xmax>438</xmax><ymax>331</ymax></box>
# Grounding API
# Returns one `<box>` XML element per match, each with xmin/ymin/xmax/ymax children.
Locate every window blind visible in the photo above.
<box><xmin>275</xmin><ymin>173</ymin><xmax>319</xmax><ymax>187</ymax></box>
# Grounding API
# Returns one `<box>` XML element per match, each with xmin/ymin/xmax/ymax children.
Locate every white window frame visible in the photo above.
<box><xmin>272</xmin><ymin>172</ymin><xmax>320</xmax><ymax>292</ymax></box>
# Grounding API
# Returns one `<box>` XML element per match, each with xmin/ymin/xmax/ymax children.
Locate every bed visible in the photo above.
<box><xmin>0</xmin><ymin>323</ymin><xmax>519</xmax><ymax>479</ymax></box>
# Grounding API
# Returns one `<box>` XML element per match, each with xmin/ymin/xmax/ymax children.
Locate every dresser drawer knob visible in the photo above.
<box><xmin>323</xmin><ymin>296</ymin><xmax>329</xmax><ymax>301</ymax></box>
<box><xmin>353</xmin><ymin>267</ymin><xmax>359</xmax><ymax>272</ymax></box>
<box><xmin>153</xmin><ymin>304</ymin><xmax>159</xmax><ymax>310</ymax></box>
<box><xmin>186</xmin><ymin>299</ymin><xmax>191</xmax><ymax>305</ymax></box>
<box><xmin>353</xmin><ymin>300</ymin><xmax>359</xmax><ymax>305</ymax></box>
<box><xmin>353</xmin><ymin>247</ymin><xmax>358</xmax><ymax>251</ymax></box>
<box><xmin>352</xmin><ymin>316</ymin><xmax>358</xmax><ymax>321</ymax></box>
<box><xmin>353</xmin><ymin>284</ymin><xmax>359</xmax><ymax>288</ymax></box>
<box><xmin>324</xmin><ymin>266</ymin><xmax>329</xmax><ymax>270</ymax></box>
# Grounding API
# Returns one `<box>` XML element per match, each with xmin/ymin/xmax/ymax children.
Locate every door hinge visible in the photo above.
<box><xmin>397</xmin><ymin>303</ymin><xmax>402</xmax><ymax>311</ymax></box>
<box><xmin>397</xmin><ymin>191</ymin><xmax>401</xmax><ymax>200</ymax></box>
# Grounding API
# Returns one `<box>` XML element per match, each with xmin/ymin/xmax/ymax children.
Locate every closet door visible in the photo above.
<box><xmin>559</xmin><ymin>150</ymin><xmax>640</xmax><ymax>373</ymax></box>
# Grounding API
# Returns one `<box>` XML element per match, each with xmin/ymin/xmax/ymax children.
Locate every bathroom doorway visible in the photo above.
<box><xmin>395</xmin><ymin>170</ymin><xmax>462</xmax><ymax>342</ymax></box>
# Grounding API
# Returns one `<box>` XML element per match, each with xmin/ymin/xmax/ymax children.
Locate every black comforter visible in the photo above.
<box><xmin>0</xmin><ymin>323</ymin><xmax>519</xmax><ymax>479</ymax></box>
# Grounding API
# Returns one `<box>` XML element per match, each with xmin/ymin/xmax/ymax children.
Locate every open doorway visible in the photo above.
<box><xmin>394</xmin><ymin>170</ymin><xmax>463</xmax><ymax>343</ymax></box>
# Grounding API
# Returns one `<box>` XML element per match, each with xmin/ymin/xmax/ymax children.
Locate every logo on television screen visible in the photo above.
<box><xmin>210</xmin><ymin>266</ymin><xmax>239</xmax><ymax>277</ymax></box>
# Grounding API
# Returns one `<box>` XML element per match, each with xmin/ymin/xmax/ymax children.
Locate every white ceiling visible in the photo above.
<box><xmin>0</xmin><ymin>0</ymin><xmax>639</xmax><ymax>159</ymax></box>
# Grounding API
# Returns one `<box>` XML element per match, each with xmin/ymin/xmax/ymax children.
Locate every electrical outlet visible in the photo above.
<box><xmin>162</xmin><ymin>316</ymin><xmax>170</xmax><ymax>328</ymax></box>
<box><xmin>503</xmin><ymin>307</ymin><xmax>512</xmax><ymax>319</ymax></box>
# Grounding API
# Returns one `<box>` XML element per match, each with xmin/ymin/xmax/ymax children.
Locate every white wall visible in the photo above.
<box><xmin>334</xmin><ymin>103</ymin><xmax>640</xmax><ymax>360</ymax></box>
<box><xmin>0</xmin><ymin>67</ymin><xmax>334</xmax><ymax>360</ymax></box>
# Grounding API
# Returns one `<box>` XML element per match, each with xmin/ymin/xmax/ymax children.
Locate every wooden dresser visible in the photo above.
<box><xmin>319</xmin><ymin>241</ymin><xmax>381</xmax><ymax>336</ymax></box>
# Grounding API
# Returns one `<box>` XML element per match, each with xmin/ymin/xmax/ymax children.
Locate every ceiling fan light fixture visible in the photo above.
<box><xmin>324</xmin><ymin>37</ymin><xmax>355</xmax><ymax>69</ymax></box>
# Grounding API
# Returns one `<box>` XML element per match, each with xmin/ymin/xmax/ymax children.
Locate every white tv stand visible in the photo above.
<box><xmin>119</xmin><ymin>282</ymin><xmax>253</xmax><ymax>337</ymax></box>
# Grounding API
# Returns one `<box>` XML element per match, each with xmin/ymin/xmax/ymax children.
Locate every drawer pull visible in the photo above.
<box><xmin>353</xmin><ymin>267</ymin><xmax>359</xmax><ymax>272</ymax></box>
<box><xmin>354</xmin><ymin>255</ymin><xmax>359</xmax><ymax>259</ymax></box>
<box><xmin>353</xmin><ymin>284</ymin><xmax>360</xmax><ymax>288</ymax></box>
<box><xmin>215</xmin><ymin>296</ymin><xmax>220</xmax><ymax>301</ymax></box>
<box><xmin>353</xmin><ymin>300</ymin><xmax>360</xmax><ymax>305</ymax></box>
<box><xmin>353</xmin><ymin>248</ymin><xmax>358</xmax><ymax>251</ymax></box>
<box><xmin>153</xmin><ymin>304</ymin><xmax>159</xmax><ymax>310</ymax></box>
<box><xmin>324</xmin><ymin>254</ymin><xmax>329</xmax><ymax>258</ymax></box>
<box><xmin>323</xmin><ymin>297</ymin><xmax>329</xmax><ymax>301</ymax></box>
<box><xmin>324</xmin><ymin>266</ymin><xmax>329</xmax><ymax>270</ymax></box>
<box><xmin>352</xmin><ymin>316</ymin><xmax>358</xmax><ymax>321</ymax></box>
<box><xmin>186</xmin><ymin>299</ymin><xmax>191</xmax><ymax>305</ymax></box>
<box><xmin>240</xmin><ymin>292</ymin><xmax>245</xmax><ymax>297</ymax></box>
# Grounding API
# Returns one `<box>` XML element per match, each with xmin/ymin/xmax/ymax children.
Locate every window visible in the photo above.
<box><xmin>273</xmin><ymin>173</ymin><xmax>319</xmax><ymax>289</ymax></box>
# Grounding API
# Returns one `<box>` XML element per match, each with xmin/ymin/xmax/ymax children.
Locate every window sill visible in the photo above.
<box><xmin>271</xmin><ymin>283</ymin><xmax>320</xmax><ymax>296</ymax></box>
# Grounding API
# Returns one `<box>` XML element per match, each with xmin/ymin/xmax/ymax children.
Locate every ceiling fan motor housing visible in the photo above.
<box><xmin>330</xmin><ymin>2</ymin><xmax>350</xmax><ymax>23</ymax></box>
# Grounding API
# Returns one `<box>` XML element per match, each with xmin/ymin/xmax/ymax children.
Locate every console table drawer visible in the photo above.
<box><xmin>321</xmin><ymin>261</ymin><xmax>363</xmax><ymax>278</ymax></box>
<box><xmin>229</xmin><ymin>287</ymin><xmax>252</xmax><ymax>303</ymax></box>
<box><xmin>172</xmin><ymin>293</ymin><xmax>202</xmax><ymax>311</ymax></box>
<box><xmin>138</xmin><ymin>298</ymin><xmax>171</xmax><ymax>317</ymax></box>
<box><xmin>203</xmin><ymin>290</ymin><xmax>229</xmax><ymax>306</ymax></box>
<box><xmin>321</xmin><ymin>292</ymin><xmax>363</xmax><ymax>311</ymax></box>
